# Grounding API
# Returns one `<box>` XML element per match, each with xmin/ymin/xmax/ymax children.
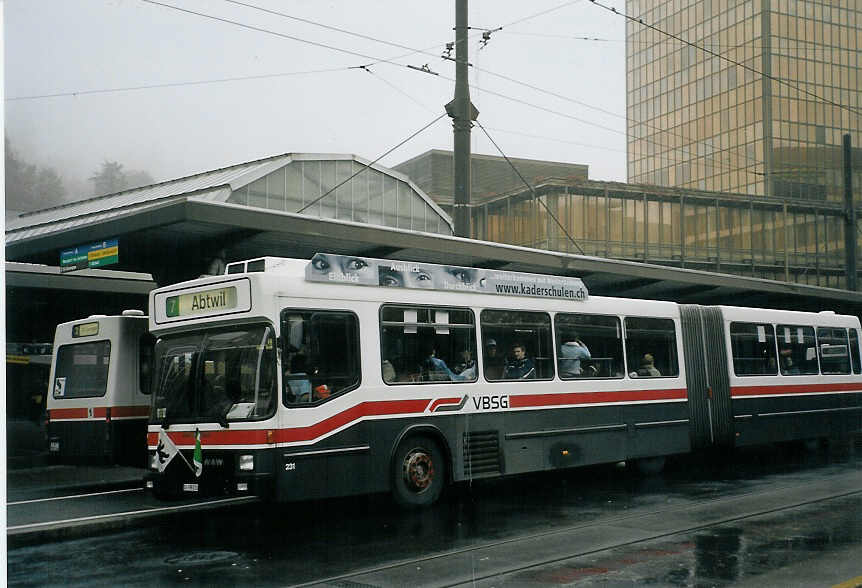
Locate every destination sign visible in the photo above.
<box><xmin>72</xmin><ymin>322</ymin><xmax>100</xmax><ymax>338</ymax></box>
<box><xmin>166</xmin><ymin>286</ymin><xmax>238</xmax><ymax>318</ymax></box>
<box><xmin>60</xmin><ymin>238</ymin><xmax>119</xmax><ymax>271</ymax></box>
<box><xmin>153</xmin><ymin>279</ymin><xmax>252</xmax><ymax>325</ymax></box>
<box><xmin>305</xmin><ymin>253</ymin><xmax>588</xmax><ymax>301</ymax></box>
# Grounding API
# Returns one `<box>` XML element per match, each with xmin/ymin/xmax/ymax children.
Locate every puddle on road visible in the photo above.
<box><xmin>520</xmin><ymin>494</ymin><xmax>862</xmax><ymax>587</ymax></box>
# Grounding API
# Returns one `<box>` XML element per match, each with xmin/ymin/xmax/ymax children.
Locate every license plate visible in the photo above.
<box><xmin>49</xmin><ymin>440</ymin><xmax>60</xmax><ymax>452</ymax></box>
<box><xmin>183</xmin><ymin>483</ymin><xmax>199</xmax><ymax>492</ymax></box>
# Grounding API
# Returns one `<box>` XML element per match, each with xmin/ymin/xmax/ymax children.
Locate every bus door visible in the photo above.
<box><xmin>279</xmin><ymin>308</ymin><xmax>364</xmax><ymax>499</ymax></box>
<box><xmin>679</xmin><ymin>305</ymin><xmax>733</xmax><ymax>449</ymax></box>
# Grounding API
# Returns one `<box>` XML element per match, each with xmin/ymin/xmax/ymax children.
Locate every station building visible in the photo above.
<box><xmin>397</xmin><ymin>150</ymin><xmax>861</xmax><ymax>290</ymax></box>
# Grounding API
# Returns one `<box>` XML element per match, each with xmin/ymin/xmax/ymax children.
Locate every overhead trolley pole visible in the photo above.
<box><xmin>446</xmin><ymin>0</ymin><xmax>478</xmax><ymax>238</ymax></box>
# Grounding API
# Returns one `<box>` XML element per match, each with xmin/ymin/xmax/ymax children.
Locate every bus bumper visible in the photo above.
<box><xmin>145</xmin><ymin>451</ymin><xmax>274</xmax><ymax>499</ymax></box>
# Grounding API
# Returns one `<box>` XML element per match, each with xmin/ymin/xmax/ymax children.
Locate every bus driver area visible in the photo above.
<box><xmin>143</xmin><ymin>254</ymin><xmax>862</xmax><ymax>506</ymax></box>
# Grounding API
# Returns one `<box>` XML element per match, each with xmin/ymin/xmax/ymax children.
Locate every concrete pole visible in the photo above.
<box><xmin>447</xmin><ymin>0</ymin><xmax>476</xmax><ymax>238</ymax></box>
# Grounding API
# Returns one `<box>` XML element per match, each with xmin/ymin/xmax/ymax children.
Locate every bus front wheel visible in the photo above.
<box><xmin>392</xmin><ymin>436</ymin><xmax>445</xmax><ymax>508</ymax></box>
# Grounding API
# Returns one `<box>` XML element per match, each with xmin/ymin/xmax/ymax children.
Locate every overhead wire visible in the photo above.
<box><xmin>499</xmin><ymin>0</ymin><xmax>584</xmax><ymax>29</ymax></box>
<box><xmin>222</xmin><ymin>0</ymin><xmax>448</xmax><ymax>67</ymax></box>
<box><xmin>139</xmin><ymin>0</ymin><xmax>390</xmax><ymax>64</ymax></box>
<box><xmin>13</xmin><ymin>0</ymin><xmax>770</xmax><ymax>178</ymax></box>
<box><xmin>219</xmin><ymin>0</ymin><xmax>764</xmax><ymax>174</ymax></box>
<box><xmin>237</xmin><ymin>0</ymin><xmax>768</xmax><ymax>174</ymax></box>
<box><xmin>432</xmin><ymin>69</ymin><xmax>756</xmax><ymax>175</ymax></box>
<box><xmin>475</xmin><ymin>120</ymin><xmax>585</xmax><ymax>254</ymax></box>
<box><xmin>5</xmin><ymin>67</ymin><xmax>349</xmax><ymax>101</ymax></box>
<box><xmin>501</xmin><ymin>31</ymin><xmax>802</xmax><ymax>51</ymax></box>
<box><xmin>484</xmin><ymin>127</ymin><xmax>626</xmax><ymax>154</ymax></box>
<box><xmin>201</xmin><ymin>1</ymin><xmax>773</xmax><ymax>175</ymax></box>
<box><xmin>359</xmin><ymin>67</ymin><xmax>439</xmax><ymax>114</ymax></box>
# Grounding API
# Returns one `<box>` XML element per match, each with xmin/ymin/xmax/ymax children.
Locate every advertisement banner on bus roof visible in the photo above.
<box><xmin>305</xmin><ymin>253</ymin><xmax>588</xmax><ymax>302</ymax></box>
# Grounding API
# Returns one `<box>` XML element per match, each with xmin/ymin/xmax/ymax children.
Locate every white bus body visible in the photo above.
<box><xmin>145</xmin><ymin>255</ymin><xmax>862</xmax><ymax>504</ymax></box>
<box><xmin>47</xmin><ymin>311</ymin><xmax>153</xmax><ymax>465</ymax></box>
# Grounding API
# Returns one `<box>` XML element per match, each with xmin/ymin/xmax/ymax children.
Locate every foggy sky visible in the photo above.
<box><xmin>4</xmin><ymin>0</ymin><xmax>627</xmax><ymax>198</ymax></box>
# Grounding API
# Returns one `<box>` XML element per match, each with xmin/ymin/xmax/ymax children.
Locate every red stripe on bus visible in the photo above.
<box><xmin>731</xmin><ymin>382</ymin><xmax>862</xmax><ymax>397</ymax></box>
<box><xmin>147</xmin><ymin>399</ymin><xmax>432</xmax><ymax>446</ymax></box>
<box><xmin>49</xmin><ymin>406</ymin><xmax>148</xmax><ymax>420</ymax></box>
<box><xmin>509</xmin><ymin>388</ymin><xmax>688</xmax><ymax>408</ymax></box>
<box><xmin>429</xmin><ymin>397</ymin><xmax>462</xmax><ymax>412</ymax></box>
<box><xmin>50</xmin><ymin>408</ymin><xmax>89</xmax><ymax>420</ymax></box>
<box><xmin>111</xmin><ymin>405</ymin><xmax>150</xmax><ymax>418</ymax></box>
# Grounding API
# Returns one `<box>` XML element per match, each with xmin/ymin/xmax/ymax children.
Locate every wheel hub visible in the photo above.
<box><xmin>403</xmin><ymin>449</ymin><xmax>434</xmax><ymax>493</ymax></box>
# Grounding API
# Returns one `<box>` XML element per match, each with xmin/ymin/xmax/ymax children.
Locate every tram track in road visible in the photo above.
<box><xmin>7</xmin><ymin>492</ymin><xmax>260</xmax><ymax>543</ymax></box>
<box><xmin>297</xmin><ymin>468</ymin><xmax>862</xmax><ymax>588</ymax></box>
<box><xmin>7</xmin><ymin>486</ymin><xmax>144</xmax><ymax>506</ymax></box>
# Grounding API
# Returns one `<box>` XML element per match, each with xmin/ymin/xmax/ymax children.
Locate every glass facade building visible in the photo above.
<box><xmin>469</xmin><ymin>178</ymin><xmax>854</xmax><ymax>288</ymax></box>
<box><xmin>625</xmin><ymin>0</ymin><xmax>861</xmax><ymax>201</ymax></box>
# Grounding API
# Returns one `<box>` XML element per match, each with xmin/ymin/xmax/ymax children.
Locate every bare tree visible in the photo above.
<box><xmin>89</xmin><ymin>160</ymin><xmax>127</xmax><ymax>196</ymax></box>
<box><xmin>5</xmin><ymin>136</ymin><xmax>67</xmax><ymax>213</ymax></box>
<box><xmin>89</xmin><ymin>160</ymin><xmax>155</xmax><ymax>196</ymax></box>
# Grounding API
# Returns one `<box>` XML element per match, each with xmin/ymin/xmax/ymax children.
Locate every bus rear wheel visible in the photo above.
<box><xmin>392</xmin><ymin>435</ymin><xmax>445</xmax><ymax>508</ymax></box>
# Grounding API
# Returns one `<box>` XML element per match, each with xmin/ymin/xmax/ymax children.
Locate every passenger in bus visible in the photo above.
<box><xmin>503</xmin><ymin>342</ymin><xmax>536</xmax><ymax>379</ymax></box>
<box><xmin>453</xmin><ymin>349</ymin><xmax>477</xmax><ymax>381</ymax></box>
<box><xmin>422</xmin><ymin>346</ymin><xmax>458</xmax><ymax>381</ymax></box>
<box><xmin>484</xmin><ymin>339</ymin><xmax>506</xmax><ymax>380</ymax></box>
<box><xmin>382</xmin><ymin>359</ymin><xmax>397</xmax><ymax>383</ymax></box>
<box><xmin>635</xmin><ymin>353</ymin><xmax>661</xmax><ymax>376</ymax></box>
<box><xmin>559</xmin><ymin>333</ymin><xmax>591</xmax><ymax>377</ymax></box>
<box><xmin>779</xmin><ymin>348</ymin><xmax>799</xmax><ymax>375</ymax></box>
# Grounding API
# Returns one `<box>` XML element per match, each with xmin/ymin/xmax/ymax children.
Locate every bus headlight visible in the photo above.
<box><xmin>239</xmin><ymin>454</ymin><xmax>254</xmax><ymax>471</ymax></box>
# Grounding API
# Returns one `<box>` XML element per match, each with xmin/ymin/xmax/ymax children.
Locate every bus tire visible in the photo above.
<box><xmin>392</xmin><ymin>435</ymin><xmax>445</xmax><ymax>508</ymax></box>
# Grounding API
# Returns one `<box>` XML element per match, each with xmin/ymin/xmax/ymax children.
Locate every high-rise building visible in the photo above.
<box><xmin>626</xmin><ymin>0</ymin><xmax>861</xmax><ymax>201</ymax></box>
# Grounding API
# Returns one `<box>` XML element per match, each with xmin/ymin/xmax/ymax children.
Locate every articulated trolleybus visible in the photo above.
<box><xmin>145</xmin><ymin>254</ymin><xmax>862</xmax><ymax>505</ymax></box>
<box><xmin>48</xmin><ymin>311</ymin><xmax>154</xmax><ymax>466</ymax></box>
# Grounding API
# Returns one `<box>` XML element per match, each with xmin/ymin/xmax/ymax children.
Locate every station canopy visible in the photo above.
<box><xmin>6</xmin><ymin>153</ymin><xmax>455</xmax><ymax>283</ymax></box>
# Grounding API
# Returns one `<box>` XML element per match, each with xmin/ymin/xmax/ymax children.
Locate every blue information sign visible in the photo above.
<box><xmin>60</xmin><ymin>238</ymin><xmax>119</xmax><ymax>271</ymax></box>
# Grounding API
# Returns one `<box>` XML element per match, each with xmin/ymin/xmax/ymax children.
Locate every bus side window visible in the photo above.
<box><xmin>555</xmin><ymin>313</ymin><xmax>624</xmax><ymax>379</ymax></box>
<box><xmin>817</xmin><ymin>326</ymin><xmax>850</xmax><ymax>375</ymax></box>
<box><xmin>380</xmin><ymin>305</ymin><xmax>476</xmax><ymax>385</ymax></box>
<box><xmin>730</xmin><ymin>322</ymin><xmax>777</xmax><ymax>376</ymax></box>
<box><xmin>281</xmin><ymin>310</ymin><xmax>361</xmax><ymax>405</ymax></box>
<box><xmin>776</xmin><ymin>325</ymin><xmax>818</xmax><ymax>375</ymax></box>
<box><xmin>850</xmin><ymin>329</ymin><xmax>862</xmax><ymax>374</ymax></box>
<box><xmin>480</xmin><ymin>309</ymin><xmax>554</xmax><ymax>381</ymax></box>
<box><xmin>624</xmin><ymin>317</ymin><xmax>679</xmax><ymax>378</ymax></box>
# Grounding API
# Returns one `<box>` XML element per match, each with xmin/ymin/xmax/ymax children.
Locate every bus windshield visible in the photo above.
<box><xmin>151</xmin><ymin>325</ymin><xmax>277</xmax><ymax>426</ymax></box>
<box><xmin>53</xmin><ymin>341</ymin><xmax>112</xmax><ymax>399</ymax></box>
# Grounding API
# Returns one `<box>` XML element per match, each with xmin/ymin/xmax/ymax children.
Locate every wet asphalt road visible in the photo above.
<box><xmin>7</xmin><ymin>441</ymin><xmax>862</xmax><ymax>587</ymax></box>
